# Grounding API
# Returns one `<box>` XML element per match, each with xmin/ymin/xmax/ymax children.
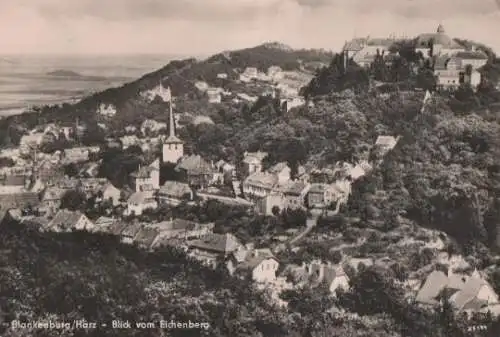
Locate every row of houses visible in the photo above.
<box><xmin>242</xmin><ymin>135</ymin><xmax>397</xmax><ymax>215</ymax></box>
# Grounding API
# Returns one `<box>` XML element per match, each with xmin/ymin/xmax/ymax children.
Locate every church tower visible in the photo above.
<box><xmin>161</xmin><ymin>84</ymin><xmax>184</xmax><ymax>164</ymax></box>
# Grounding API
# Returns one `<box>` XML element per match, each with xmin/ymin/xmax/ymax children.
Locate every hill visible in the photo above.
<box><xmin>0</xmin><ymin>219</ymin><xmax>287</xmax><ymax>337</ymax></box>
<box><xmin>47</xmin><ymin>69</ymin><xmax>84</xmax><ymax>77</ymax></box>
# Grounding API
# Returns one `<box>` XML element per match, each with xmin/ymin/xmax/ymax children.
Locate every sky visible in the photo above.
<box><xmin>0</xmin><ymin>0</ymin><xmax>499</xmax><ymax>56</ymax></box>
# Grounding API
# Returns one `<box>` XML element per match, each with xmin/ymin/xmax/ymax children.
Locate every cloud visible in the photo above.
<box><xmin>0</xmin><ymin>0</ymin><xmax>498</xmax><ymax>55</ymax></box>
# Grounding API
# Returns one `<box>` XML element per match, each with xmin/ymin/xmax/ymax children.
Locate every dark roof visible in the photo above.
<box><xmin>189</xmin><ymin>233</ymin><xmax>241</xmax><ymax>254</ymax></box>
<box><xmin>0</xmin><ymin>175</ymin><xmax>25</xmax><ymax>186</ymax></box>
<box><xmin>130</xmin><ymin>166</ymin><xmax>155</xmax><ymax>179</ymax></box>
<box><xmin>0</xmin><ymin>192</ymin><xmax>40</xmax><ymax>210</ymax></box>
<box><xmin>47</xmin><ymin>210</ymin><xmax>86</xmax><ymax>231</ymax></box>
<box><xmin>343</xmin><ymin>38</ymin><xmax>365</xmax><ymax>52</ymax></box>
<box><xmin>237</xmin><ymin>249</ymin><xmax>276</xmax><ymax>271</ymax></box>
<box><xmin>134</xmin><ymin>226</ymin><xmax>161</xmax><ymax>249</ymax></box>
<box><xmin>121</xmin><ymin>223</ymin><xmax>143</xmax><ymax>238</ymax></box>
<box><xmin>283</xmin><ymin>181</ymin><xmax>309</xmax><ymax>196</ymax></box>
<box><xmin>267</xmin><ymin>162</ymin><xmax>289</xmax><ymax>174</ymax></box>
<box><xmin>155</xmin><ymin>219</ymin><xmax>197</xmax><ymax>231</ymax></box>
<box><xmin>107</xmin><ymin>221</ymin><xmax>130</xmax><ymax>235</ymax></box>
<box><xmin>454</xmin><ymin>51</ymin><xmax>488</xmax><ymax>60</ymax></box>
<box><xmin>176</xmin><ymin>155</ymin><xmax>213</xmax><ymax>175</ymax></box>
<box><xmin>159</xmin><ymin>181</ymin><xmax>192</xmax><ymax>198</ymax></box>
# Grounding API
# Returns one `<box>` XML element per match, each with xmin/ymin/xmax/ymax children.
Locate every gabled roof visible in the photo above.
<box><xmin>375</xmin><ymin>135</ymin><xmax>398</xmax><ymax>148</ymax></box>
<box><xmin>189</xmin><ymin>233</ymin><xmax>241</xmax><ymax>254</ymax></box>
<box><xmin>343</xmin><ymin>38</ymin><xmax>365</xmax><ymax>52</ymax></box>
<box><xmin>121</xmin><ymin>222</ymin><xmax>143</xmax><ymax>238</ymax></box>
<box><xmin>176</xmin><ymin>155</ymin><xmax>213</xmax><ymax>175</ymax></box>
<box><xmin>130</xmin><ymin>166</ymin><xmax>155</xmax><ymax>179</ymax></box>
<box><xmin>244</xmin><ymin>172</ymin><xmax>279</xmax><ymax>189</ymax></box>
<box><xmin>47</xmin><ymin>210</ymin><xmax>87</xmax><ymax>231</ymax></box>
<box><xmin>237</xmin><ymin>250</ymin><xmax>277</xmax><ymax>271</ymax></box>
<box><xmin>159</xmin><ymin>181</ymin><xmax>192</xmax><ymax>198</ymax></box>
<box><xmin>243</xmin><ymin>151</ymin><xmax>268</xmax><ymax>164</ymax></box>
<box><xmin>308</xmin><ymin>183</ymin><xmax>333</xmax><ymax>194</ymax></box>
<box><xmin>134</xmin><ymin>226</ymin><xmax>161</xmax><ymax>248</ymax></box>
<box><xmin>366</xmin><ymin>38</ymin><xmax>394</xmax><ymax>47</ymax></box>
<box><xmin>450</xmin><ymin>276</ymin><xmax>492</xmax><ymax>310</ymax></box>
<box><xmin>283</xmin><ymin>181</ymin><xmax>309</xmax><ymax>196</ymax></box>
<box><xmin>454</xmin><ymin>51</ymin><xmax>488</xmax><ymax>60</ymax></box>
<box><xmin>153</xmin><ymin>219</ymin><xmax>197</xmax><ymax>231</ymax></box>
<box><xmin>41</xmin><ymin>187</ymin><xmax>66</xmax><ymax>201</ymax></box>
<box><xmin>416</xmin><ymin>270</ymin><xmax>449</xmax><ymax>304</ymax></box>
<box><xmin>267</xmin><ymin>162</ymin><xmax>289</xmax><ymax>174</ymax></box>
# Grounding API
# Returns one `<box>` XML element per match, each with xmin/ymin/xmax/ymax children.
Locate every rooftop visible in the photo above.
<box><xmin>189</xmin><ymin>233</ymin><xmax>241</xmax><ymax>254</ymax></box>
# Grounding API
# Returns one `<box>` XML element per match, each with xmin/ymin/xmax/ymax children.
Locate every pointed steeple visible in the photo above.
<box><xmin>163</xmin><ymin>84</ymin><xmax>182</xmax><ymax>144</ymax></box>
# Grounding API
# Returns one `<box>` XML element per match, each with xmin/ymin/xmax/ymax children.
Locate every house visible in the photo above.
<box><xmin>206</xmin><ymin>88</ymin><xmax>222</xmax><ymax>103</ymax></box>
<box><xmin>242</xmin><ymin>172</ymin><xmax>279</xmax><ymax>199</ymax></box>
<box><xmin>282</xmin><ymin>181</ymin><xmax>310</xmax><ymax>210</ymax></box>
<box><xmin>267</xmin><ymin>66</ymin><xmax>284</xmax><ymax>81</ymax></box>
<box><xmin>255</xmin><ymin>193</ymin><xmax>285</xmax><ymax>215</ymax></box>
<box><xmin>240</xmin><ymin>67</ymin><xmax>258</xmax><ymax>82</ymax></box>
<box><xmin>465</xmin><ymin>70</ymin><xmax>482</xmax><ymax>90</ymax></box>
<box><xmin>307</xmin><ymin>183</ymin><xmax>346</xmax><ymax>209</ymax></box>
<box><xmin>39</xmin><ymin>186</ymin><xmax>66</xmax><ymax>215</ymax></box>
<box><xmin>119</xmin><ymin>222</ymin><xmax>143</xmax><ymax>244</ymax></box>
<box><xmin>242</xmin><ymin>151</ymin><xmax>268</xmax><ymax>176</ymax></box>
<box><xmin>346</xmin><ymin>161</ymin><xmax>372</xmax><ymax>181</ymax></box>
<box><xmin>235</xmin><ymin>249</ymin><xmax>280</xmax><ymax>283</ymax></box>
<box><xmin>80</xmin><ymin>178</ymin><xmax>108</xmax><ymax>196</ymax></box>
<box><xmin>281</xmin><ymin>97</ymin><xmax>305</xmax><ymax>112</ymax></box>
<box><xmin>217</xmin><ymin>73</ymin><xmax>228</xmax><ymax>79</ymax></box>
<box><xmin>124</xmin><ymin>191</ymin><xmax>158</xmax><ymax>216</ymax></box>
<box><xmin>175</xmin><ymin>155</ymin><xmax>215</xmax><ymax>188</ymax></box>
<box><xmin>63</xmin><ymin>147</ymin><xmax>99</xmax><ymax>163</ymax></box>
<box><xmin>120</xmin><ymin>135</ymin><xmax>139</xmax><ymax>149</ymax></box>
<box><xmin>134</xmin><ymin>226</ymin><xmax>162</xmax><ymax>250</ymax></box>
<box><xmin>350</xmin><ymin>38</ymin><xmax>394</xmax><ymax>67</ymax></box>
<box><xmin>141</xmin><ymin>119</ymin><xmax>167</xmax><ymax>136</ymax></box>
<box><xmin>98</xmin><ymin>183</ymin><xmax>121</xmax><ymax>206</ymax></box>
<box><xmin>194</xmin><ymin>81</ymin><xmax>209</xmax><ymax>92</ymax></box>
<box><xmin>189</xmin><ymin>233</ymin><xmax>242</xmax><ymax>268</ymax></box>
<box><xmin>214</xmin><ymin>160</ymin><xmax>236</xmax><ymax>181</ymax></box>
<box><xmin>151</xmin><ymin>220</ymin><xmax>214</xmax><ymax>246</ymax></box>
<box><xmin>192</xmin><ymin>115</ymin><xmax>215</xmax><ymax>126</ymax></box>
<box><xmin>453</xmin><ymin>51</ymin><xmax>489</xmax><ymax>69</ymax></box>
<box><xmin>374</xmin><ymin>135</ymin><xmax>399</xmax><ymax>154</ymax></box>
<box><xmin>93</xmin><ymin>216</ymin><xmax>118</xmax><ymax>232</ymax></box>
<box><xmin>0</xmin><ymin>190</ymin><xmax>40</xmax><ymax>212</ymax></box>
<box><xmin>308</xmin><ymin>262</ymin><xmax>350</xmax><ymax>294</ymax></box>
<box><xmin>97</xmin><ymin>103</ymin><xmax>117</xmax><ymax>117</ymax></box>
<box><xmin>267</xmin><ymin>162</ymin><xmax>291</xmax><ymax>185</ymax></box>
<box><xmin>158</xmin><ymin>181</ymin><xmax>193</xmax><ymax>206</ymax></box>
<box><xmin>44</xmin><ymin>209</ymin><xmax>94</xmax><ymax>233</ymax></box>
<box><xmin>19</xmin><ymin>133</ymin><xmax>46</xmax><ymax>154</ymax></box>
<box><xmin>416</xmin><ymin>269</ymin><xmax>499</xmax><ymax>315</ymax></box>
<box><xmin>130</xmin><ymin>159</ymin><xmax>160</xmax><ymax>192</ymax></box>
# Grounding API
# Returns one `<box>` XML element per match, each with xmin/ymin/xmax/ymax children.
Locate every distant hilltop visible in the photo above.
<box><xmin>46</xmin><ymin>69</ymin><xmax>114</xmax><ymax>81</ymax></box>
<box><xmin>47</xmin><ymin>69</ymin><xmax>83</xmax><ymax>77</ymax></box>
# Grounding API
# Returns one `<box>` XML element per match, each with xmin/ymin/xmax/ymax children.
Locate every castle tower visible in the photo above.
<box><xmin>161</xmin><ymin>84</ymin><xmax>184</xmax><ymax>164</ymax></box>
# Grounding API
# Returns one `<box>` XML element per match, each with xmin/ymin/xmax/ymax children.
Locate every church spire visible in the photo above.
<box><xmin>167</xmin><ymin>88</ymin><xmax>175</xmax><ymax>138</ymax></box>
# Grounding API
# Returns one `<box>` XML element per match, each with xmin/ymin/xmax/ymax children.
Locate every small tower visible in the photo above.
<box><xmin>437</xmin><ymin>24</ymin><xmax>445</xmax><ymax>34</ymax></box>
<box><xmin>161</xmin><ymin>84</ymin><xmax>184</xmax><ymax>164</ymax></box>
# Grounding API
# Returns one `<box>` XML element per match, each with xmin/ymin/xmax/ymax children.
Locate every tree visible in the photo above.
<box><xmin>60</xmin><ymin>189</ymin><xmax>87</xmax><ymax>211</ymax></box>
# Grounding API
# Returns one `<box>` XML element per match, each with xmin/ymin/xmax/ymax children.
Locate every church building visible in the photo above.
<box><xmin>161</xmin><ymin>84</ymin><xmax>184</xmax><ymax>164</ymax></box>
